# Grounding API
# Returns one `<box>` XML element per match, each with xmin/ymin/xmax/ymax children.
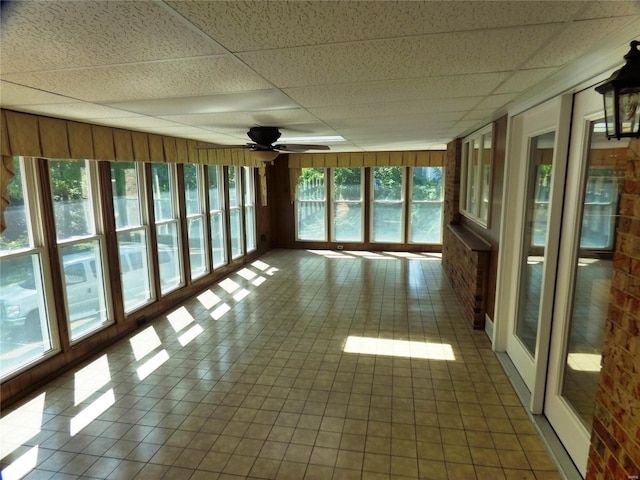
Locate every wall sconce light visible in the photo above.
<box><xmin>595</xmin><ymin>40</ymin><xmax>640</xmax><ymax>139</ymax></box>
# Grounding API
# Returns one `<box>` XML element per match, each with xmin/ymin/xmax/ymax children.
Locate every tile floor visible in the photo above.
<box><xmin>1</xmin><ymin>249</ymin><xmax>562</xmax><ymax>480</ymax></box>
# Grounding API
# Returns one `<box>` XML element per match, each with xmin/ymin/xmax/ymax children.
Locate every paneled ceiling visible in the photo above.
<box><xmin>1</xmin><ymin>1</ymin><xmax>639</xmax><ymax>152</ymax></box>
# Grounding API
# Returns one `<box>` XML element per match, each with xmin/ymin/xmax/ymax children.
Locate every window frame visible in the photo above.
<box><xmin>111</xmin><ymin>161</ymin><xmax>155</xmax><ymax>314</ymax></box>
<box><xmin>49</xmin><ymin>159</ymin><xmax>114</xmax><ymax>343</ymax></box>
<box><xmin>408</xmin><ymin>166</ymin><xmax>445</xmax><ymax>244</ymax></box>
<box><xmin>370</xmin><ymin>166</ymin><xmax>407</xmax><ymax>244</ymax></box>
<box><xmin>243</xmin><ymin>166</ymin><xmax>257</xmax><ymax>253</ymax></box>
<box><xmin>183</xmin><ymin>163</ymin><xmax>210</xmax><ymax>280</ymax></box>
<box><xmin>208</xmin><ymin>165</ymin><xmax>228</xmax><ymax>269</ymax></box>
<box><xmin>151</xmin><ymin>162</ymin><xmax>184</xmax><ymax>295</ymax></box>
<box><xmin>295</xmin><ymin>167</ymin><xmax>328</xmax><ymax>242</ymax></box>
<box><xmin>0</xmin><ymin>157</ymin><xmax>60</xmax><ymax>380</ymax></box>
<box><xmin>228</xmin><ymin>166</ymin><xmax>245</xmax><ymax>260</ymax></box>
<box><xmin>331</xmin><ymin>167</ymin><xmax>364</xmax><ymax>243</ymax></box>
<box><xmin>460</xmin><ymin>125</ymin><xmax>493</xmax><ymax>227</ymax></box>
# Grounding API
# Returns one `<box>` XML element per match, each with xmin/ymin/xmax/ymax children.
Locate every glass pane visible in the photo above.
<box><xmin>50</xmin><ymin>160</ymin><xmax>94</xmax><ymax>240</ymax></box>
<box><xmin>229</xmin><ymin>167</ymin><xmax>240</xmax><ymax>208</ymax></box>
<box><xmin>411</xmin><ymin>167</ymin><xmax>442</xmax><ymax>201</ymax></box>
<box><xmin>333</xmin><ymin>168</ymin><xmax>363</xmax><ymax>242</ymax></box>
<box><xmin>469</xmin><ymin>140</ymin><xmax>480</xmax><ymax>215</ymax></box>
<box><xmin>151</xmin><ymin>163</ymin><xmax>174</xmax><ymax>222</ymax></box>
<box><xmin>372</xmin><ymin>203</ymin><xmax>403</xmax><ymax>243</ymax></box>
<box><xmin>334</xmin><ymin>203</ymin><xmax>362</xmax><ymax>242</ymax></box>
<box><xmin>373</xmin><ymin>167</ymin><xmax>403</xmax><ymax>201</ymax></box>
<box><xmin>1</xmin><ymin>157</ymin><xmax>31</xmax><ymax>251</ymax></box>
<box><xmin>156</xmin><ymin>222</ymin><xmax>182</xmax><ymax>294</ymax></box>
<box><xmin>61</xmin><ymin>241</ymin><xmax>108</xmax><ymax>340</ymax></box>
<box><xmin>245</xmin><ymin>206</ymin><xmax>256</xmax><ymax>252</ymax></box>
<box><xmin>210</xmin><ymin>212</ymin><xmax>226</xmax><ymax>268</ymax></box>
<box><xmin>480</xmin><ymin>133</ymin><xmax>492</xmax><ymax>222</ymax></box>
<box><xmin>297</xmin><ymin>168</ymin><xmax>326</xmax><ymax>241</ymax></box>
<box><xmin>208</xmin><ymin>166</ymin><xmax>221</xmax><ymax>211</ymax></box>
<box><xmin>410</xmin><ymin>203</ymin><xmax>442</xmax><ymax>244</ymax></box>
<box><xmin>184</xmin><ymin>164</ymin><xmax>201</xmax><ymax>216</ymax></box>
<box><xmin>618</xmin><ymin>92</ymin><xmax>640</xmax><ymax>136</ymax></box>
<box><xmin>562</xmin><ymin>119</ymin><xmax>625</xmax><ymax>427</ymax></box>
<box><xmin>298</xmin><ymin>168</ymin><xmax>325</xmax><ymax>201</ymax></box>
<box><xmin>0</xmin><ymin>254</ymin><xmax>52</xmax><ymax>377</ymax></box>
<box><xmin>111</xmin><ymin>162</ymin><xmax>142</xmax><ymax>229</ymax></box>
<box><xmin>117</xmin><ymin>230</ymin><xmax>152</xmax><ymax>313</ymax></box>
<box><xmin>244</xmin><ymin>167</ymin><xmax>255</xmax><ymax>204</ymax></box>
<box><xmin>230</xmin><ymin>208</ymin><xmax>243</xmax><ymax>259</ymax></box>
<box><xmin>297</xmin><ymin>202</ymin><xmax>326</xmax><ymax>241</ymax></box>
<box><xmin>516</xmin><ymin>131</ymin><xmax>555</xmax><ymax>355</ymax></box>
<box><xmin>188</xmin><ymin>217</ymin><xmax>207</xmax><ymax>278</ymax></box>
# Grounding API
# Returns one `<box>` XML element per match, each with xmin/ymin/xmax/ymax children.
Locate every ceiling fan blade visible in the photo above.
<box><xmin>274</xmin><ymin>143</ymin><xmax>331</xmax><ymax>152</ymax></box>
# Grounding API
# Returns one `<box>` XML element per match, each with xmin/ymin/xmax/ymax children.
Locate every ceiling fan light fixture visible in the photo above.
<box><xmin>251</xmin><ymin>150</ymin><xmax>280</xmax><ymax>164</ymax></box>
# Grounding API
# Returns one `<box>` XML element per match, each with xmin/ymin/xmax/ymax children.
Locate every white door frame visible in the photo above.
<box><xmin>493</xmin><ymin>95</ymin><xmax>571</xmax><ymax>413</ymax></box>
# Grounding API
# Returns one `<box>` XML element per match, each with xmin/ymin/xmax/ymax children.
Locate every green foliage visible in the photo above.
<box><xmin>50</xmin><ymin>160</ymin><xmax>86</xmax><ymax>201</ymax></box>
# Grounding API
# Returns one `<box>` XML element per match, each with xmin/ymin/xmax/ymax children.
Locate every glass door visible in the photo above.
<box><xmin>498</xmin><ymin>96</ymin><xmax>570</xmax><ymax>410</ymax></box>
<box><xmin>545</xmin><ymin>87</ymin><xmax>626</xmax><ymax>476</ymax></box>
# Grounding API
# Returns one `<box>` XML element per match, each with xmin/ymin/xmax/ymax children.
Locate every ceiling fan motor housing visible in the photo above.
<box><xmin>248</xmin><ymin>126</ymin><xmax>281</xmax><ymax>149</ymax></box>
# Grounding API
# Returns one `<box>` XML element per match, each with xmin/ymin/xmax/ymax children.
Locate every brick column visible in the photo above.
<box><xmin>587</xmin><ymin>139</ymin><xmax>640</xmax><ymax>479</ymax></box>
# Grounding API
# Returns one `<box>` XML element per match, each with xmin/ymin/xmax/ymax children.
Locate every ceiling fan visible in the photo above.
<box><xmin>199</xmin><ymin>126</ymin><xmax>330</xmax><ymax>163</ymax></box>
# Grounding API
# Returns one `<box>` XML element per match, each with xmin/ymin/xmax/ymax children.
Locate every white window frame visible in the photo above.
<box><xmin>111</xmin><ymin>161</ymin><xmax>155</xmax><ymax>314</ymax></box>
<box><xmin>50</xmin><ymin>159</ymin><xmax>113</xmax><ymax>343</ymax></box>
<box><xmin>330</xmin><ymin>167</ymin><xmax>364</xmax><ymax>243</ymax></box>
<box><xmin>370</xmin><ymin>166</ymin><xmax>407</xmax><ymax>244</ymax></box>
<box><xmin>460</xmin><ymin>125</ymin><xmax>493</xmax><ymax>227</ymax></box>
<box><xmin>208</xmin><ymin>165</ymin><xmax>227</xmax><ymax>268</ymax></box>
<box><xmin>229</xmin><ymin>166</ymin><xmax>245</xmax><ymax>260</ymax></box>
<box><xmin>184</xmin><ymin>163</ymin><xmax>210</xmax><ymax>280</ymax></box>
<box><xmin>151</xmin><ymin>163</ymin><xmax>184</xmax><ymax>295</ymax></box>
<box><xmin>0</xmin><ymin>157</ymin><xmax>60</xmax><ymax>380</ymax></box>
<box><xmin>408</xmin><ymin>166</ymin><xmax>445</xmax><ymax>244</ymax></box>
<box><xmin>243</xmin><ymin>167</ymin><xmax>257</xmax><ymax>253</ymax></box>
<box><xmin>295</xmin><ymin>167</ymin><xmax>328</xmax><ymax>242</ymax></box>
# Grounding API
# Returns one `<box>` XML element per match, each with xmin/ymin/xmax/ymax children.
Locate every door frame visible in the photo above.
<box><xmin>493</xmin><ymin>94</ymin><xmax>571</xmax><ymax>412</ymax></box>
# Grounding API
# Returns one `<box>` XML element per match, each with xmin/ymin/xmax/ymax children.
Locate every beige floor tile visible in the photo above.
<box><xmin>2</xmin><ymin>251</ymin><xmax>565</xmax><ymax>480</ymax></box>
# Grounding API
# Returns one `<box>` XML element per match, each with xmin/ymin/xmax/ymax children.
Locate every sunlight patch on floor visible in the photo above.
<box><xmin>344</xmin><ymin>336</ymin><xmax>455</xmax><ymax>360</ymax></box>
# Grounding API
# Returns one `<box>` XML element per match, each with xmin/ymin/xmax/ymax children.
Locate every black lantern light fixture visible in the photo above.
<box><xmin>595</xmin><ymin>40</ymin><xmax>640</xmax><ymax>140</ymax></box>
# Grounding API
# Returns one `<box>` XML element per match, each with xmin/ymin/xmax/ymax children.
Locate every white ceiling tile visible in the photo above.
<box><xmin>284</xmin><ymin>73</ymin><xmax>509</xmax><ymax>107</ymax></box>
<box><xmin>473</xmin><ymin>94</ymin><xmax>518</xmax><ymax>111</ymax></box>
<box><xmin>105</xmin><ymin>91</ymin><xmax>299</xmax><ymax>116</ymax></box>
<box><xmin>238</xmin><ymin>25</ymin><xmax>560</xmax><ymax>88</ymax></box>
<box><xmin>9</xmin><ymin>103</ymin><xmax>143</xmax><ymax>120</ymax></box>
<box><xmin>493</xmin><ymin>68</ymin><xmax>559</xmax><ymax>94</ymax></box>
<box><xmin>578</xmin><ymin>2</ymin><xmax>640</xmax><ymax>20</ymax></box>
<box><xmin>0</xmin><ymin>82</ymin><xmax>75</xmax><ymax>106</ymax></box>
<box><xmin>310</xmin><ymin>99</ymin><xmax>478</xmax><ymax>121</ymax></box>
<box><xmin>1</xmin><ymin>57</ymin><xmax>274</xmax><ymax>102</ymax></box>
<box><xmin>83</xmin><ymin>117</ymin><xmax>183</xmax><ymax>129</ymax></box>
<box><xmin>523</xmin><ymin>17</ymin><xmax>639</xmax><ymax>68</ymax></box>
<box><xmin>166</xmin><ymin>1</ymin><xmax>585</xmax><ymax>51</ymax></box>
<box><xmin>137</xmin><ymin>125</ymin><xmax>229</xmax><ymax>142</ymax></box>
<box><xmin>0</xmin><ymin>1</ymin><xmax>223</xmax><ymax>74</ymax></box>
<box><xmin>159</xmin><ymin>109</ymin><xmax>320</xmax><ymax>129</ymax></box>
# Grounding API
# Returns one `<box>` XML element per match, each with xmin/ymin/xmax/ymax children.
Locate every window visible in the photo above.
<box><xmin>184</xmin><ymin>164</ymin><xmax>208</xmax><ymax>279</ymax></box>
<box><xmin>410</xmin><ymin>167</ymin><xmax>444</xmax><ymax>244</ymax></box>
<box><xmin>244</xmin><ymin>167</ymin><xmax>257</xmax><ymax>252</ymax></box>
<box><xmin>151</xmin><ymin>163</ymin><xmax>183</xmax><ymax>294</ymax></box>
<box><xmin>461</xmin><ymin>125</ymin><xmax>493</xmax><ymax>226</ymax></box>
<box><xmin>49</xmin><ymin>159</ymin><xmax>110</xmax><ymax>341</ymax></box>
<box><xmin>0</xmin><ymin>158</ymin><xmax>56</xmax><ymax>379</ymax></box>
<box><xmin>111</xmin><ymin>162</ymin><xmax>153</xmax><ymax>313</ymax></box>
<box><xmin>228</xmin><ymin>166</ymin><xmax>244</xmax><ymax>259</ymax></box>
<box><xmin>371</xmin><ymin>167</ymin><xmax>405</xmax><ymax>243</ymax></box>
<box><xmin>296</xmin><ymin>168</ymin><xmax>327</xmax><ymax>241</ymax></box>
<box><xmin>332</xmin><ymin>167</ymin><xmax>363</xmax><ymax>242</ymax></box>
<box><xmin>208</xmin><ymin>166</ymin><xmax>227</xmax><ymax>268</ymax></box>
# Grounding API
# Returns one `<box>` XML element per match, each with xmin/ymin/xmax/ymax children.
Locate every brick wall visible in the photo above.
<box><xmin>442</xmin><ymin>138</ymin><xmax>490</xmax><ymax>329</ymax></box>
<box><xmin>587</xmin><ymin>139</ymin><xmax>640</xmax><ymax>479</ymax></box>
